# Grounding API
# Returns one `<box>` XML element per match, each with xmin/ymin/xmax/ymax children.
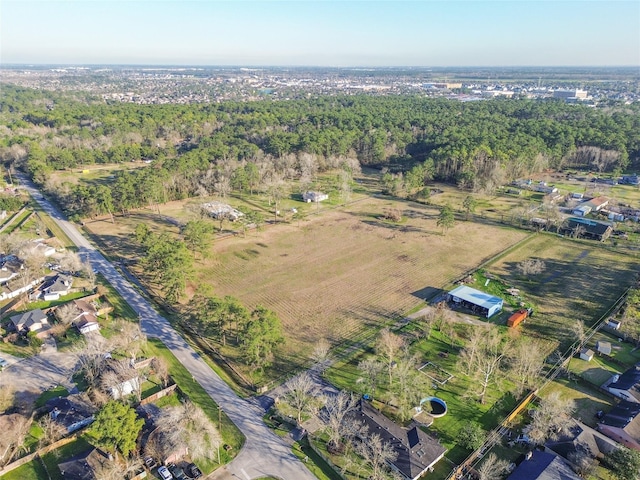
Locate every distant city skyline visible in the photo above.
<box><xmin>1</xmin><ymin>1</ymin><xmax>639</xmax><ymax>67</ymax></box>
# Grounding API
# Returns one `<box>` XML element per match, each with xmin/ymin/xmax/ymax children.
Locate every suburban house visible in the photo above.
<box><xmin>584</xmin><ymin>196</ymin><xmax>610</xmax><ymax>212</ymax></box>
<box><xmin>58</xmin><ymin>448</ymin><xmax>111</xmax><ymax>480</ymax></box>
<box><xmin>597</xmin><ymin>400</ymin><xmax>640</xmax><ymax>451</ymax></box>
<box><xmin>46</xmin><ymin>394</ymin><xmax>96</xmax><ymax>434</ymax></box>
<box><xmin>302</xmin><ymin>191</ymin><xmax>329</xmax><ymax>203</ymax></box>
<box><xmin>447</xmin><ymin>285</ymin><xmax>503</xmax><ymax>318</ymax></box>
<box><xmin>9</xmin><ymin>308</ymin><xmax>50</xmax><ymax>337</ymax></box>
<box><xmin>563</xmin><ymin>217</ymin><xmax>613</xmax><ymax>242</ymax></box>
<box><xmin>506</xmin><ymin>450</ymin><xmax>581</xmax><ymax>480</ymax></box>
<box><xmin>0</xmin><ymin>255</ymin><xmax>23</xmax><ymax>284</ymax></box>
<box><xmin>0</xmin><ymin>276</ymin><xmax>43</xmax><ymax>301</ymax></box>
<box><xmin>24</xmin><ymin>239</ymin><xmax>57</xmax><ymax>257</ymax></box>
<box><xmin>42</xmin><ymin>273</ymin><xmax>73</xmax><ymax>301</ymax></box>
<box><xmin>546</xmin><ymin>420</ymin><xmax>618</xmax><ymax>462</ymax></box>
<box><xmin>57</xmin><ymin>299</ymin><xmax>101</xmax><ymax>334</ymax></box>
<box><xmin>347</xmin><ymin>401</ymin><xmax>447</xmax><ymax>480</ymax></box>
<box><xmin>607</xmin><ymin>366</ymin><xmax>640</xmax><ymax>403</ymax></box>
<box><xmin>533</xmin><ymin>183</ymin><xmax>558</xmax><ymax>194</ymax></box>
<box><xmin>99</xmin><ymin>359</ymin><xmax>140</xmax><ymax>399</ymax></box>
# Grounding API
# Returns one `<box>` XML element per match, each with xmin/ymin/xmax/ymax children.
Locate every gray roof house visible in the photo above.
<box><xmin>348</xmin><ymin>401</ymin><xmax>447</xmax><ymax>480</ymax></box>
<box><xmin>607</xmin><ymin>365</ymin><xmax>640</xmax><ymax>403</ymax></box>
<box><xmin>506</xmin><ymin>450</ymin><xmax>581</xmax><ymax>480</ymax></box>
<box><xmin>546</xmin><ymin>420</ymin><xmax>618</xmax><ymax>461</ymax></box>
<box><xmin>43</xmin><ymin>274</ymin><xmax>73</xmax><ymax>301</ymax></box>
<box><xmin>46</xmin><ymin>395</ymin><xmax>96</xmax><ymax>434</ymax></box>
<box><xmin>10</xmin><ymin>308</ymin><xmax>49</xmax><ymax>335</ymax></box>
<box><xmin>58</xmin><ymin>448</ymin><xmax>110</xmax><ymax>480</ymax></box>
<box><xmin>597</xmin><ymin>400</ymin><xmax>640</xmax><ymax>451</ymax></box>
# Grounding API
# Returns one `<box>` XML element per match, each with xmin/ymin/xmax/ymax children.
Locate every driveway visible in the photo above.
<box><xmin>18</xmin><ymin>175</ymin><xmax>316</xmax><ymax>480</ymax></box>
<box><xmin>0</xmin><ymin>349</ymin><xmax>78</xmax><ymax>406</ymax></box>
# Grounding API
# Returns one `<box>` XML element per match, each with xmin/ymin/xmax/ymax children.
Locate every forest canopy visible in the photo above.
<box><xmin>1</xmin><ymin>85</ymin><xmax>638</xmax><ymax>218</ymax></box>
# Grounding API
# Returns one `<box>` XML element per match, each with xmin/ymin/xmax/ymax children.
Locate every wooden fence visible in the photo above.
<box><xmin>0</xmin><ymin>435</ymin><xmax>76</xmax><ymax>476</ymax></box>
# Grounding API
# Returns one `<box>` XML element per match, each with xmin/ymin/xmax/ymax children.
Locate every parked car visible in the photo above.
<box><xmin>167</xmin><ymin>464</ymin><xmax>188</xmax><ymax>480</ymax></box>
<box><xmin>0</xmin><ymin>358</ymin><xmax>8</xmax><ymax>369</ymax></box>
<box><xmin>144</xmin><ymin>456</ymin><xmax>157</xmax><ymax>469</ymax></box>
<box><xmin>186</xmin><ymin>463</ymin><xmax>202</xmax><ymax>479</ymax></box>
<box><xmin>157</xmin><ymin>466</ymin><xmax>173</xmax><ymax>480</ymax></box>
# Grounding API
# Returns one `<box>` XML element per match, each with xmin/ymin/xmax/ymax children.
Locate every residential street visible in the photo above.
<box><xmin>17</xmin><ymin>175</ymin><xmax>317</xmax><ymax>480</ymax></box>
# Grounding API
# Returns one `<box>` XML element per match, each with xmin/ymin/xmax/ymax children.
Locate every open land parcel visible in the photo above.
<box><xmin>80</xmin><ymin>171</ymin><xmax>640</xmax><ymax>479</ymax></box>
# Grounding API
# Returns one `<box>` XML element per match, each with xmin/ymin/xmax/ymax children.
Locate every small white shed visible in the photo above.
<box><xmin>596</xmin><ymin>341</ymin><xmax>612</xmax><ymax>356</ymax></box>
<box><xmin>580</xmin><ymin>348</ymin><xmax>594</xmax><ymax>362</ymax></box>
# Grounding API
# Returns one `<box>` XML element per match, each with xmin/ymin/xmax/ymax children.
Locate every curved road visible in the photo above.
<box><xmin>19</xmin><ymin>176</ymin><xmax>316</xmax><ymax>480</ymax></box>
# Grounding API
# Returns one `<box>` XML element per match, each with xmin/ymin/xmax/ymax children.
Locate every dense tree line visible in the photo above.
<box><xmin>1</xmin><ymin>85</ymin><xmax>639</xmax><ymax>214</ymax></box>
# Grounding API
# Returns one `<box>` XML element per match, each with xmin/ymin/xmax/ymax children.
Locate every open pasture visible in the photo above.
<box><xmin>486</xmin><ymin>234</ymin><xmax>638</xmax><ymax>346</ymax></box>
<box><xmin>199</xmin><ymin>196</ymin><xmax>527</xmax><ymax>368</ymax></box>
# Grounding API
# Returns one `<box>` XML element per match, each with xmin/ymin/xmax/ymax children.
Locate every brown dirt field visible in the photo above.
<box><xmin>198</xmin><ymin>197</ymin><xmax>528</xmax><ymax>364</ymax></box>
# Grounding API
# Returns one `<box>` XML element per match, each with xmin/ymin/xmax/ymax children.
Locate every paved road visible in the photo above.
<box><xmin>18</xmin><ymin>176</ymin><xmax>316</xmax><ymax>480</ymax></box>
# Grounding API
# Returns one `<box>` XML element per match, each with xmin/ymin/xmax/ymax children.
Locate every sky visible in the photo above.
<box><xmin>1</xmin><ymin>0</ymin><xmax>639</xmax><ymax>67</ymax></box>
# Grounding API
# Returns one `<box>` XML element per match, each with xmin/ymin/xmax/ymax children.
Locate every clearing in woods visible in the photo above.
<box><xmin>198</xmin><ymin>196</ymin><xmax>528</xmax><ymax>369</ymax></box>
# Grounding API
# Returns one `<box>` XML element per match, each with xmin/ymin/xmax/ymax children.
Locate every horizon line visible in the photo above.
<box><xmin>2</xmin><ymin>63</ymin><xmax>639</xmax><ymax>69</ymax></box>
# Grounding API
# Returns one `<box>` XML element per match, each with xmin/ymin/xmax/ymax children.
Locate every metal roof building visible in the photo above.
<box><xmin>447</xmin><ymin>285</ymin><xmax>503</xmax><ymax>318</ymax></box>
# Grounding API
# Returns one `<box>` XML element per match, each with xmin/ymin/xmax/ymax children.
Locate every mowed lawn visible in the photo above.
<box><xmin>199</xmin><ymin>197</ymin><xmax>528</xmax><ymax>367</ymax></box>
<box><xmin>486</xmin><ymin>234</ymin><xmax>639</xmax><ymax>347</ymax></box>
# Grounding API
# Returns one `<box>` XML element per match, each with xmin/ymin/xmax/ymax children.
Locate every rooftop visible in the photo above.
<box><xmin>448</xmin><ymin>285</ymin><xmax>503</xmax><ymax>310</ymax></box>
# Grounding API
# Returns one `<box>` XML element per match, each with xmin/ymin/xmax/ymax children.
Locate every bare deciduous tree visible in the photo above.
<box><xmin>58</xmin><ymin>251</ymin><xmax>83</xmax><ymax>273</ymax></box>
<box><xmin>376</xmin><ymin>328</ymin><xmax>405</xmax><ymax>386</ymax></box>
<box><xmin>527</xmin><ymin>391</ymin><xmax>575</xmax><ymax>445</ymax></box>
<box><xmin>0</xmin><ymin>413</ymin><xmax>30</xmax><ymax>466</ymax></box>
<box><xmin>355</xmin><ymin>432</ymin><xmax>397</xmax><ymax>480</ymax></box>
<box><xmin>458</xmin><ymin>326</ymin><xmax>487</xmax><ymax>376</ymax></box>
<box><xmin>310</xmin><ymin>338</ymin><xmax>332</xmax><ymax>371</ymax></box>
<box><xmin>507</xmin><ymin>338</ymin><xmax>546</xmax><ymax>395</ymax></box>
<box><xmin>110</xmin><ymin>320</ymin><xmax>146</xmax><ymax>360</ymax></box>
<box><xmin>154</xmin><ymin>401</ymin><xmax>222</xmax><ymax>463</ymax></box>
<box><xmin>282</xmin><ymin>372</ymin><xmax>321</xmax><ymax>424</ymax></box>
<box><xmin>324</xmin><ymin>391</ymin><xmax>358</xmax><ymax>451</ymax></box>
<box><xmin>151</xmin><ymin>356</ymin><xmax>170</xmax><ymax>388</ymax></box>
<box><xmin>461</xmin><ymin>327</ymin><xmax>506</xmax><ymax>404</ymax></box>
<box><xmin>517</xmin><ymin>258</ymin><xmax>547</xmax><ymax>277</ymax></box>
<box><xmin>100</xmin><ymin>359</ymin><xmax>140</xmax><ymax>401</ymax></box>
<box><xmin>477</xmin><ymin>453</ymin><xmax>510</xmax><ymax>480</ymax></box>
<box><xmin>55</xmin><ymin>302</ymin><xmax>79</xmax><ymax>326</ymax></box>
<box><xmin>357</xmin><ymin>358</ymin><xmax>384</xmax><ymax>397</ymax></box>
<box><xmin>38</xmin><ymin>414</ymin><xmax>65</xmax><ymax>448</ymax></box>
<box><xmin>391</xmin><ymin>353</ymin><xmax>430</xmax><ymax>421</ymax></box>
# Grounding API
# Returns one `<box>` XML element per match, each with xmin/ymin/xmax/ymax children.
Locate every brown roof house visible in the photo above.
<box><xmin>57</xmin><ymin>299</ymin><xmax>101</xmax><ymax>335</ymax></box>
<box><xmin>347</xmin><ymin>401</ymin><xmax>447</xmax><ymax>480</ymax></box>
<box><xmin>10</xmin><ymin>308</ymin><xmax>50</xmax><ymax>337</ymax></box>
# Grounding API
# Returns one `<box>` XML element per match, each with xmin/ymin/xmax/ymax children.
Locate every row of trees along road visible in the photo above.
<box><xmin>0</xmin><ymin>88</ymin><xmax>638</xmax><ymax>218</ymax></box>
